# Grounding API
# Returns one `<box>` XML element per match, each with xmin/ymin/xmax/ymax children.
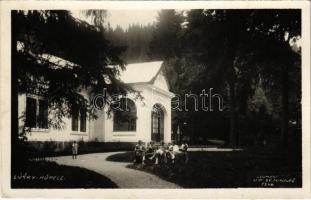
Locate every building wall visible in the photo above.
<box><xmin>19</xmin><ymin>93</ymin><xmax>91</xmax><ymax>142</ymax></box>
<box><xmin>89</xmin><ymin>108</ymin><xmax>105</xmax><ymax>142</ymax></box>
<box><xmin>102</xmin><ymin>84</ymin><xmax>173</xmax><ymax>143</ymax></box>
<box><xmin>19</xmin><ymin>70</ymin><xmax>174</xmax><ymax>143</ymax></box>
<box><xmin>153</xmin><ymin>70</ymin><xmax>169</xmax><ymax>91</ymax></box>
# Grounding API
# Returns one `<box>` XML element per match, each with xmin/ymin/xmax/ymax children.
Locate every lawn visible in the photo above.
<box><xmin>106</xmin><ymin>151</ymin><xmax>134</xmax><ymax>163</ymax></box>
<box><xmin>12</xmin><ymin>160</ymin><xmax>118</xmax><ymax>188</ymax></box>
<box><xmin>114</xmin><ymin>150</ymin><xmax>301</xmax><ymax>188</ymax></box>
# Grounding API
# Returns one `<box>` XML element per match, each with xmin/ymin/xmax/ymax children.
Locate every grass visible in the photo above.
<box><xmin>124</xmin><ymin>150</ymin><xmax>301</xmax><ymax>188</ymax></box>
<box><xmin>12</xmin><ymin>160</ymin><xmax>118</xmax><ymax>188</ymax></box>
<box><xmin>106</xmin><ymin>151</ymin><xmax>134</xmax><ymax>163</ymax></box>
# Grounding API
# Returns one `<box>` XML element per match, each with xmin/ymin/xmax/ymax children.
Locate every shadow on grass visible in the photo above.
<box><xmin>106</xmin><ymin>151</ymin><xmax>133</xmax><ymax>163</ymax></box>
<box><xmin>127</xmin><ymin>151</ymin><xmax>302</xmax><ymax>188</ymax></box>
<box><xmin>12</xmin><ymin>161</ymin><xmax>118</xmax><ymax>188</ymax></box>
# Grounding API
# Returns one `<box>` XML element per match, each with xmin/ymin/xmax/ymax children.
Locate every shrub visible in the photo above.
<box><xmin>26</xmin><ymin>141</ymin><xmax>136</xmax><ymax>158</ymax></box>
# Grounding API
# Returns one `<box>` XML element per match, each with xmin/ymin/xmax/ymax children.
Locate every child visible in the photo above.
<box><xmin>72</xmin><ymin>141</ymin><xmax>78</xmax><ymax>159</ymax></box>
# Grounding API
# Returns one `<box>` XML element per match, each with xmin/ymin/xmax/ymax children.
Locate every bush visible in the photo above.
<box><xmin>26</xmin><ymin>141</ymin><xmax>136</xmax><ymax>158</ymax></box>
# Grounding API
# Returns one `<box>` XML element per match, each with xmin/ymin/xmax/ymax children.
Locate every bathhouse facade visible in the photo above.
<box><xmin>18</xmin><ymin>60</ymin><xmax>174</xmax><ymax>143</ymax></box>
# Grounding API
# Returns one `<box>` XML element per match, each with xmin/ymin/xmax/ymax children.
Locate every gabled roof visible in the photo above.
<box><xmin>119</xmin><ymin>61</ymin><xmax>164</xmax><ymax>84</ymax></box>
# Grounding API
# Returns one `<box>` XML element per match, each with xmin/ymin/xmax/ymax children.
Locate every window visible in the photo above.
<box><xmin>80</xmin><ymin>109</ymin><xmax>86</xmax><ymax>132</ymax></box>
<box><xmin>151</xmin><ymin>105</ymin><xmax>164</xmax><ymax>142</ymax></box>
<box><xmin>38</xmin><ymin>99</ymin><xmax>48</xmax><ymax>129</ymax></box>
<box><xmin>71</xmin><ymin>106</ymin><xmax>79</xmax><ymax>131</ymax></box>
<box><xmin>71</xmin><ymin>106</ymin><xmax>87</xmax><ymax>133</ymax></box>
<box><xmin>25</xmin><ymin>96</ymin><xmax>48</xmax><ymax>129</ymax></box>
<box><xmin>113</xmin><ymin>98</ymin><xmax>137</xmax><ymax>131</ymax></box>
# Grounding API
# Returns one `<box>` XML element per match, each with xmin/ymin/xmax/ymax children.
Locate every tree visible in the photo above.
<box><xmin>105</xmin><ymin>23</ymin><xmax>155</xmax><ymax>63</ymax></box>
<box><xmin>182</xmin><ymin>10</ymin><xmax>253</xmax><ymax>146</ymax></box>
<box><xmin>149</xmin><ymin>10</ymin><xmax>184</xmax><ymax>60</ymax></box>
<box><xmin>82</xmin><ymin>10</ymin><xmax>107</xmax><ymax>27</ymax></box>
<box><xmin>170</xmin><ymin>9</ymin><xmax>301</xmax><ymax>148</ymax></box>
<box><xmin>148</xmin><ymin>10</ymin><xmax>189</xmax><ymax>142</ymax></box>
<box><xmin>248</xmin><ymin>10</ymin><xmax>301</xmax><ymax>150</ymax></box>
<box><xmin>11</xmin><ymin>10</ymin><xmax>133</xmax><ymax>161</ymax></box>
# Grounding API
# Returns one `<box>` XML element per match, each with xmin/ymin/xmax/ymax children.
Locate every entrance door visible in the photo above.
<box><xmin>151</xmin><ymin>105</ymin><xmax>164</xmax><ymax>142</ymax></box>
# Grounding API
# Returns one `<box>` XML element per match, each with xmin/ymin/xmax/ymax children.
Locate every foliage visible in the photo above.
<box><xmin>81</xmin><ymin>10</ymin><xmax>107</xmax><ymax>27</ymax></box>
<box><xmin>149</xmin><ymin>10</ymin><xmax>184</xmax><ymax>60</ymax></box>
<box><xmin>106</xmin><ymin>23</ymin><xmax>156</xmax><ymax>63</ymax></box>
<box><xmin>12</xmin><ymin>10</ymin><xmax>134</xmax><ymax>128</ymax></box>
<box><xmin>25</xmin><ymin>141</ymin><xmax>136</xmax><ymax>158</ymax></box>
<box><xmin>12</xmin><ymin>9</ymin><xmax>302</xmax><ymax>149</ymax></box>
<box><xmin>149</xmin><ymin>9</ymin><xmax>301</xmax><ymax>147</ymax></box>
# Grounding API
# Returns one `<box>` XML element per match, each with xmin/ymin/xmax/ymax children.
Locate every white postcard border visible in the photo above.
<box><xmin>0</xmin><ymin>1</ymin><xmax>310</xmax><ymax>199</ymax></box>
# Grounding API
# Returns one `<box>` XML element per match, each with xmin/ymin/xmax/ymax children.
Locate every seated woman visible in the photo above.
<box><xmin>149</xmin><ymin>142</ymin><xmax>168</xmax><ymax>165</ymax></box>
<box><xmin>166</xmin><ymin>142</ymin><xmax>176</xmax><ymax>164</ymax></box>
<box><xmin>134</xmin><ymin>140</ymin><xmax>146</xmax><ymax>164</ymax></box>
<box><xmin>144</xmin><ymin>141</ymin><xmax>156</xmax><ymax>164</ymax></box>
<box><xmin>179</xmin><ymin>140</ymin><xmax>189</xmax><ymax>163</ymax></box>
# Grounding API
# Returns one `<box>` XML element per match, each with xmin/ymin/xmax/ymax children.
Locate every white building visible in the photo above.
<box><xmin>18</xmin><ymin>61</ymin><xmax>175</xmax><ymax>143</ymax></box>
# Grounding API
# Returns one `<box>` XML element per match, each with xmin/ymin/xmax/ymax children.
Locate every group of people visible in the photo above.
<box><xmin>71</xmin><ymin>140</ymin><xmax>189</xmax><ymax>164</ymax></box>
<box><xmin>134</xmin><ymin>140</ymin><xmax>189</xmax><ymax>165</ymax></box>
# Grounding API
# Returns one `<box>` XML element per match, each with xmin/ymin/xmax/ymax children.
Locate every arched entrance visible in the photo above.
<box><xmin>151</xmin><ymin>104</ymin><xmax>164</xmax><ymax>142</ymax></box>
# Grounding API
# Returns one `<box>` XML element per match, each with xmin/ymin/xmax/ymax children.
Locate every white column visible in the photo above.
<box><xmin>164</xmin><ymin>102</ymin><xmax>172</xmax><ymax>143</ymax></box>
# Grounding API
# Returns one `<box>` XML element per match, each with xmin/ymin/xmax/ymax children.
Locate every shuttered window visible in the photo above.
<box><xmin>71</xmin><ymin>106</ymin><xmax>79</xmax><ymax>131</ymax></box>
<box><xmin>80</xmin><ymin>109</ymin><xmax>86</xmax><ymax>132</ymax></box>
<box><xmin>25</xmin><ymin>97</ymin><xmax>37</xmax><ymax>128</ymax></box>
<box><xmin>38</xmin><ymin>99</ymin><xmax>48</xmax><ymax>129</ymax></box>
<box><xmin>25</xmin><ymin>96</ymin><xmax>48</xmax><ymax>129</ymax></box>
<box><xmin>71</xmin><ymin>106</ymin><xmax>87</xmax><ymax>133</ymax></box>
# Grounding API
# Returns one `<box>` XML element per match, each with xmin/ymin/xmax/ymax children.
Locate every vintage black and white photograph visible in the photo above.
<box><xmin>1</xmin><ymin>1</ymin><xmax>310</xmax><ymax>198</ymax></box>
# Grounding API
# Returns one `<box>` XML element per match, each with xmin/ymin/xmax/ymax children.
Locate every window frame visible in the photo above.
<box><xmin>151</xmin><ymin>106</ymin><xmax>164</xmax><ymax>142</ymax></box>
<box><xmin>113</xmin><ymin>98</ymin><xmax>137</xmax><ymax>132</ymax></box>
<box><xmin>71</xmin><ymin>106</ymin><xmax>88</xmax><ymax>135</ymax></box>
<box><xmin>25</xmin><ymin>95</ymin><xmax>49</xmax><ymax>132</ymax></box>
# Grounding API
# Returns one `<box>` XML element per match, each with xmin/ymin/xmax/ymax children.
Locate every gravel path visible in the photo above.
<box><xmin>55</xmin><ymin>152</ymin><xmax>181</xmax><ymax>188</ymax></box>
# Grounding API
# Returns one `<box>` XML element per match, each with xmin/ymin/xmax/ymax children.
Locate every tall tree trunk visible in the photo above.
<box><xmin>279</xmin><ymin>41</ymin><xmax>293</xmax><ymax>154</ymax></box>
<box><xmin>225</xmin><ymin>39</ymin><xmax>239</xmax><ymax>147</ymax></box>
<box><xmin>222</xmin><ymin>11</ymin><xmax>250</xmax><ymax>147</ymax></box>
<box><xmin>280</xmin><ymin>64</ymin><xmax>289</xmax><ymax>152</ymax></box>
<box><xmin>229</xmin><ymin>81</ymin><xmax>237</xmax><ymax>147</ymax></box>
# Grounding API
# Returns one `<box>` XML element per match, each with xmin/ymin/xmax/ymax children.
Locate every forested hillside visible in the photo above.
<box><xmin>106</xmin><ymin>10</ymin><xmax>301</xmax><ymax>151</ymax></box>
<box><xmin>105</xmin><ymin>23</ymin><xmax>155</xmax><ymax>63</ymax></box>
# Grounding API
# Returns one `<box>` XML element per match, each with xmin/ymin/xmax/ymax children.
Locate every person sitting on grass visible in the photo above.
<box><xmin>173</xmin><ymin>142</ymin><xmax>179</xmax><ymax>152</ymax></box>
<box><xmin>145</xmin><ymin>141</ymin><xmax>156</xmax><ymax>161</ymax></box>
<box><xmin>179</xmin><ymin>140</ymin><xmax>189</xmax><ymax>163</ymax></box>
<box><xmin>134</xmin><ymin>140</ymin><xmax>146</xmax><ymax>164</ymax></box>
<box><xmin>149</xmin><ymin>141</ymin><xmax>167</xmax><ymax>165</ymax></box>
<box><xmin>72</xmin><ymin>141</ymin><xmax>78</xmax><ymax>159</ymax></box>
<box><xmin>165</xmin><ymin>142</ymin><xmax>176</xmax><ymax>164</ymax></box>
